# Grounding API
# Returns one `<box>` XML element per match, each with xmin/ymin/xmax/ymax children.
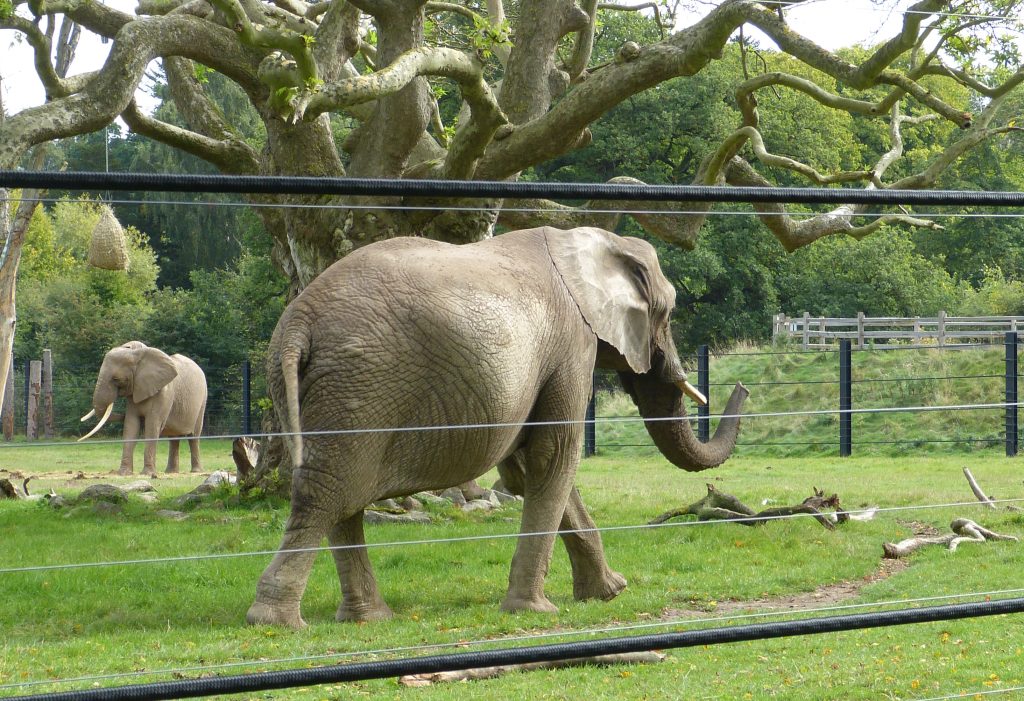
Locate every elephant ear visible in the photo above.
<box><xmin>133</xmin><ymin>347</ymin><xmax>178</xmax><ymax>403</ymax></box>
<box><xmin>546</xmin><ymin>227</ymin><xmax>653</xmax><ymax>374</ymax></box>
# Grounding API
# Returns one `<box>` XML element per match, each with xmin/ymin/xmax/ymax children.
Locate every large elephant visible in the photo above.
<box><xmin>80</xmin><ymin>341</ymin><xmax>208</xmax><ymax>475</ymax></box>
<box><xmin>247</xmin><ymin>226</ymin><xmax>748</xmax><ymax>628</ymax></box>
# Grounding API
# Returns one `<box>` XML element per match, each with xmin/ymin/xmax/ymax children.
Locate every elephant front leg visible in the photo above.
<box><xmin>142</xmin><ymin>426</ymin><xmax>160</xmax><ymax>476</ymax></box>
<box><xmin>560</xmin><ymin>487</ymin><xmax>627</xmax><ymax>602</ymax></box>
<box><xmin>119</xmin><ymin>414</ymin><xmax>141</xmax><ymax>475</ymax></box>
<box><xmin>329</xmin><ymin>512</ymin><xmax>393</xmax><ymax>623</ymax></box>
<box><xmin>500</xmin><ymin>422</ymin><xmax>583</xmax><ymax>615</ymax></box>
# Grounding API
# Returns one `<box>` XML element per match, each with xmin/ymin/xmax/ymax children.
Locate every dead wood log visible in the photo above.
<box><xmin>963</xmin><ymin>467</ymin><xmax>997</xmax><ymax>509</ymax></box>
<box><xmin>398</xmin><ymin>651</ymin><xmax>665</xmax><ymax>686</ymax></box>
<box><xmin>649</xmin><ymin>484</ymin><xmax>847</xmax><ymax>530</ymax></box>
<box><xmin>883</xmin><ymin>518</ymin><xmax>1018</xmax><ymax>558</ymax></box>
<box><xmin>0</xmin><ymin>477</ymin><xmax>20</xmax><ymax>499</ymax></box>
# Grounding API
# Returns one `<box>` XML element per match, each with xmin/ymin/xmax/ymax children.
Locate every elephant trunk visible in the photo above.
<box><xmin>619</xmin><ymin>371</ymin><xmax>748</xmax><ymax>472</ymax></box>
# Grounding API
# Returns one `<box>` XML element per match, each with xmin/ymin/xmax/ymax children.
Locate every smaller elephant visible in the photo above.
<box><xmin>80</xmin><ymin>341</ymin><xmax>208</xmax><ymax>475</ymax></box>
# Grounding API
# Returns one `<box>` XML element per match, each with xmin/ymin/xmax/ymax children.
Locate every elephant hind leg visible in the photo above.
<box><xmin>166</xmin><ymin>439</ymin><xmax>180</xmax><ymax>473</ymax></box>
<box><xmin>329</xmin><ymin>511</ymin><xmax>393</xmax><ymax>623</ymax></box>
<box><xmin>247</xmin><ymin>492</ymin><xmax>331</xmax><ymax>628</ymax></box>
<box><xmin>187</xmin><ymin>436</ymin><xmax>202</xmax><ymax>473</ymax></box>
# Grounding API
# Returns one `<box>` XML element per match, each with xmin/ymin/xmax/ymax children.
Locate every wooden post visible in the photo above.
<box><xmin>938</xmin><ymin>310</ymin><xmax>947</xmax><ymax>347</ymax></box>
<box><xmin>802</xmin><ymin>312</ymin><xmax>810</xmax><ymax>350</ymax></box>
<box><xmin>857</xmin><ymin>312</ymin><xmax>865</xmax><ymax>350</ymax></box>
<box><xmin>27</xmin><ymin>360</ymin><xmax>41</xmax><ymax>440</ymax></box>
<box><xmin>42</xmin><ymin>349</ymin><xmax>53</xmax><ymax>439</ymax></box>
<box><xmin>2</xmin><ymin>365</ymin><xmax>12</xmax><ymax>441</ymax></box>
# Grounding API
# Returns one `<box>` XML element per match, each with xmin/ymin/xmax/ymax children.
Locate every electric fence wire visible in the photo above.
<box><xmin>916</xmin><ymin>686</ymin><xmax>1024</xmax><ymax>701</ymax></box>
<box><xmin>2</xmin><ymin>495</ymin><xmax>1022</xmax><ymax>576</ymax></box>
<box><xmin>754</xmin><ymin>0</ymin><xmax>1024</xmax><ymax>23</ymax></box>
<box><xmin>7</xmin><ymin>193</ymin><xmax>1024</xmax><ymax>220</ymax></box>
<box><xmin>3</xmin><ymin>586</ymin><xmax>1024</xmax><ymax>694</ymax></box>
<box><xmin>1</xmin><ymin>397</ymin><xmax>1017</xmax><ymax>450</ymax></box>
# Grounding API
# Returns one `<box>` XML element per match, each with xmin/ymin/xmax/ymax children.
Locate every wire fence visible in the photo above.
<box><xmin>3</xmin><ymin>172</ymin><xmax>1024</xmax><ymax>700</ymax></box>
<box><xmin>3</xmin><ymin>334</ymin><xmax>1019</xmax><ymax>460</ymax></box>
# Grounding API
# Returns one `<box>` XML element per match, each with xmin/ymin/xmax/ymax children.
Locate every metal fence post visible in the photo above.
<box><xmin>584</xmin><ymin>374</ymin><xmax>596</xmax><ymax>457</ymax></box>
<box><xmin>23</xmin><ymin>360</ymin><xmax>29</xmax><ymax>437</ymax></box>
<box><xmin>242</xmin><ymin>359</ymin><xmax>252</xmax><ymax>435</ymax></box>
<box><xmin>839</xmin><ymin>339</ymin><xmax>852</xmax><ymax>457</ymax></box>
<box><xmin>1007</xmin><ymin>332</ymin><xmax>1018</xmax><ymax>457</ymax></box>
<box><xmin>697</xmin><ymin>344</ymin><xmax>710</xmax><ymax>443</ymax></box>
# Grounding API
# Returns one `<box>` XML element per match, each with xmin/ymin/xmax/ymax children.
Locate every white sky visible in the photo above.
<box><xmin>0</xmin><ymin>0</ymin><xmax>916</xmax><ymax>116</ymax></box>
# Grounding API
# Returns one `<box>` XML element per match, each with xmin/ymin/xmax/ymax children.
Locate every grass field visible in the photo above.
<box><xmin>1</xmin><ymin>433</ymin><xmax>1022</xmax><ymax>699</ymax></box>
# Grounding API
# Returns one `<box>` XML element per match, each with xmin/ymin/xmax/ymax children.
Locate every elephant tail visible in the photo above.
<box><xmin>280</xmin><ymin>344</ymin><xmax>304</xmax><ymax>468</ymax></box>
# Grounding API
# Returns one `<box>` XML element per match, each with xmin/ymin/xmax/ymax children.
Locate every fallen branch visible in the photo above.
<box><xmin>399</xmin><ymin>651</ymin><xmax>665</xmax><ymax>686</ymax></box>
<box><xmin>883</xmin><ymin>518</ymin><xmax>1018</xmax><ymax>558</ymax></box>
<box><xmin>649</xmin><ymin>484</ymin><xmax>850</xmax><ymax>530</ymax></box>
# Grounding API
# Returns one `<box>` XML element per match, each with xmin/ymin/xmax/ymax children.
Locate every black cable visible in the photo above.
<box><xmin>5</xmin><ymin>171</ymin><xmax>1024</xmax><ymax>206</ymax></box>
<box><xmin>11</xmin><ymin>598</ymin><xmax>1024</xmax><ymax>701</ymax></box>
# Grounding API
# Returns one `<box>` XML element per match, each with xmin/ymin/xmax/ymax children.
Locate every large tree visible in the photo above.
<box><xmin>1</xmin><ymin>0</ymin><xmax>1022</xmax><ymax>432</ymax></box>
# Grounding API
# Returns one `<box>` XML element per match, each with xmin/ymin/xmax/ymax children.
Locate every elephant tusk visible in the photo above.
<box><xmin>78</xmin><ymin>404</ymin><xmax>114</xmax><ymax>441</ymax></box>
<box><xmin>81</xmin><ymin>409</ymin><xmax>96</xmax><ymax>422</ymax></box>
<box><xmin>676</xmin><ymin>380</ymin><xmax>708</xmax><ymax>407</ymax></box>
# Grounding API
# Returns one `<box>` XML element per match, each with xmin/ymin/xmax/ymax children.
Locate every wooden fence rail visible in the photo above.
<box><xmin>773</xmin><ymin>312</ymin><xmax>1024</xmax><ymax>350</ymax></box>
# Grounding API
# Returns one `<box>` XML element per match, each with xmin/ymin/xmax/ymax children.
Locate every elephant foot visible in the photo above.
<box><xmin>118</xmin><ymin>467</ymin><xmax>133</xmax><ymax>476</ymax></box>
<box><xmin>190</xmin><ymin>467</ymin><xmax>202</xmax><ymax>473</ymax></box>
<box><xmin>500</xmin><ymin>594</ymin><xmax>559</xmax><ymax>614</ymax></box>
<box><xmin>573</xmin><ymin>570</ymin><xmax>627</xmax><ymax>602</ymax></box>
<box><xmin>141</xmin><ymin>469</ymin><xmax>157</xmax><ymax>477</ymax></box>
<box><xmin>165</xmin><ymin>467</ymin><xmax>179</xmax><ymax>474</ymax></box>
<box><xmin>245</xmin><ymin>601</ymin><xmax>307</xmax><ymax>629</ymax></box>
<box><xmin>336</xmin><ymin>601</ymin><xmax>393</xmax><ymax>623</ymax></box>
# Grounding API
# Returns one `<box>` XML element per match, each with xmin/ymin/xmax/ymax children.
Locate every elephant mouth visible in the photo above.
<box><xmin>79</xmin><ymin>403</ymin><xmax>114</xmax><ymax>441</ymax></box>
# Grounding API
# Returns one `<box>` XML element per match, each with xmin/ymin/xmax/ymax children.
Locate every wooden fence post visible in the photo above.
<box><xmin>857</xmin><ymin>312</ymin><xmax>865</xmax><ymax>349</ymax></box>
<box><xmin>938</xmin><ymin>310</ymin><xmax>947</xmax><ymax>347</ymax></box>
<box><xmin>802</xmin><ymin>312</ymin><xmax>810</xmax><ymax>350</ymax></box>
<box><xmin>42</xmin><ymin>349</ymin><xmax>53</xmax><ymax>439</ymax></box>
<box><xmin>27</xmin><ymin>360</ymin><xmax>41</xmax><ymax>440</ymax></box>
<box><xmin>2</xmin><ymin>365</ymin><xmax>12</xmax><ymax>441</ymax></box>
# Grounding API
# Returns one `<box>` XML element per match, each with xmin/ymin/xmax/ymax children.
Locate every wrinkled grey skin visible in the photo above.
<box><xmin>82</xmin><ymin>342</ymin><xmax>208</xmax><ymax>475</ymax></box>
<box><xmin>247</xmin><ymin>226</ymin><xmax>748</xmax><ymax>628</ymax></box>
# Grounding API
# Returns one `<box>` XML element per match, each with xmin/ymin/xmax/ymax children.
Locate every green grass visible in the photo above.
<box><xmin>597</xmin><ymin>342</ymin><xmax>1011</xmax><ymax>458</ymax></box>
<box><xmin>2</xmin><ymin>442</ymin><xmax>1023</xmax><ymax>699</ymax></box>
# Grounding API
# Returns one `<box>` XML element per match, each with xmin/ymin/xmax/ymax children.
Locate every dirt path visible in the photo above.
<box><xmin>668</xmin><ymin>557</ymin><xmax>909</xmax><ymax>620</ymax></box>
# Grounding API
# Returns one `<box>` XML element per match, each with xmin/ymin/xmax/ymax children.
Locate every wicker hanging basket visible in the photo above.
<box><xmin>88</xmin><ymin>205</ymin><xmax>130</xmax><ymax>271</ymax></box>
